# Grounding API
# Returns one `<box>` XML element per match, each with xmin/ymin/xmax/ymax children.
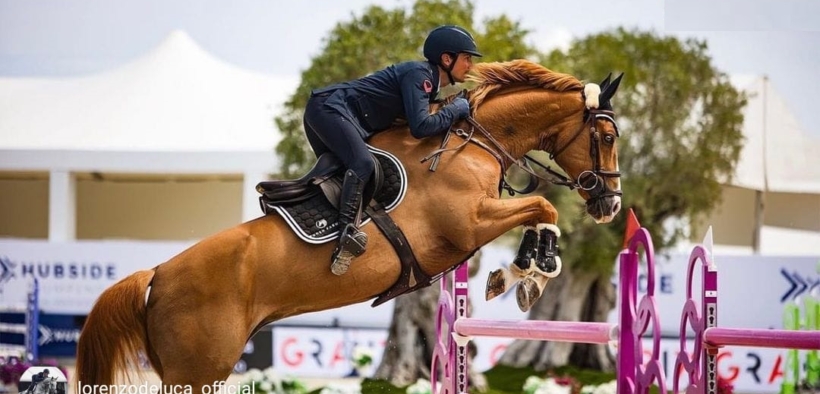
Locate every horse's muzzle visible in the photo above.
<box><xmin>586</xmin><ymin>195</ymin><xmax>621</xmax><ymax>224</ymax></box>
<box><xmin>578</xmin><ymin>172</ymin><xmax>621</xmax><ymax>223</ymax></box>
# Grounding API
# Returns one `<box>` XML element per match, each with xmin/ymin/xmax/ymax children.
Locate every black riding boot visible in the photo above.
<box><xmin>330</xmin><ymin>170</ymin><xmax>369</xmax><ymax>275</ymax></box>
<box><xmin>535</xmin><ymin>227</ymin><xmax>560</xmax><ymax>275</ymax></box>
<box><xmin>512</xmin><ymin>227</ymin><xmax>539</xmax><ymax>271</ymax></box>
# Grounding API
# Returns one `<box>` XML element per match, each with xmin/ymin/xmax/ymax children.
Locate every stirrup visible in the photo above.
<box><xmin>330</xmin><ymin>228</ymin><xmax>368</xmax><ymax>276</ymax></box>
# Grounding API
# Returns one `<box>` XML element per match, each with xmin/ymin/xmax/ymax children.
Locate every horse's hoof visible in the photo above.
<box><xmin>485</xmin><ymin>270</ymin><xmax>507</xmax><ymax>301</ymax></box>
<box><xmin>516</xmin><ymin>276</ymin><xmax>541</xmax><ymax>312</ymax></box>
<box><xmin>331</xmin><ymin>252</ymin><xmax>353</xmax><ymax>276</ymax></box>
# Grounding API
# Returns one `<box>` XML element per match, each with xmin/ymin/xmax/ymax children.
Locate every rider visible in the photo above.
<box><xmin>27</xmin><ymin>369</ymin><xmax>49</xmax><ymax>394</ymax></box>
<box><xmin>304</xmin><ymin>25</ymin><xmax>482</xmax><ymax>275</ymax></box>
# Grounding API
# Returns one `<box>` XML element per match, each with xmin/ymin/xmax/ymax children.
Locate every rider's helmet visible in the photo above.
<box><xmin>423</xmin><ymin>25</ymin><xmax>482</xmax><ymax>65</ymax></box>
<box><xmin>42</xmin><ymin>369</ymin><xmax>49</xmax><ymax>376</ymax></box>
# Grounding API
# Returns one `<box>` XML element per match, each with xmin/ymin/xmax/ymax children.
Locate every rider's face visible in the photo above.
<box><xmin>439</xmin><ymin>53</ymin><xmax>474</xmax><ymax>84</ymax></box>
<box><xmin>451</xmin><ymin>53</ymin><xmax>474</xmax><ymax>82</ymax></box>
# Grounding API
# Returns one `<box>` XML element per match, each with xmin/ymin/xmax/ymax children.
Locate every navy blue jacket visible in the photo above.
<box><xmin>312</xmin><ymin>61</ymin><xmax>462</xmax><ymax>139</ymax></box>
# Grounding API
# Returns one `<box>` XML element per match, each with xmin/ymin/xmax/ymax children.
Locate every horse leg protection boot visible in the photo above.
<box><xmin>534</xmin><ymin>223</ymin><xmax>562</xmax><ymax>278</ymax></box>
<box><xmin>331</xmin><ymin>170</ymin><xmax>369</xmax><ymax>275</ymax></box>
<box><xmin>512</xmin><ymin>226</ymin><xmax>539</xmax><ymax>271</ymax></box>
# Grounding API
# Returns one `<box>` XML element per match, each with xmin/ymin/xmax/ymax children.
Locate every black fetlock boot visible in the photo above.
<box><xmin>330</xmin><ymin>170</ymin><xmax>369</xmax><ymax>276</ymax></box>
<box><xmin>534</xmin><ymin>225</ymin><xmax>562</xmax><ymax>278</ymax></box>
<box><xmin>512</xmin><ymin>227</ymin><xmax>539</xmax><ymax>271</ymax></box>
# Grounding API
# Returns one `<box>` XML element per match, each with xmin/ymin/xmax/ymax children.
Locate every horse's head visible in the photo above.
<box><xmin>551</xmin><ymin>73</ymin><xmax>623</xmax><ymax>223</ymax></box>
<box><xmin>465</xmin><ymin>61</ymin><xmax>623</xmax><ymax>223</ymax></box>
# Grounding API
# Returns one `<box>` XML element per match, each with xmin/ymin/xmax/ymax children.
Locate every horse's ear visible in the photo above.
<box><xmin>600</xmin><ymin>73</ymin><xmax>624</xmax><ymax>103</ymax></box>
<box><xmin>599</xmin><ymin>73</ymin><xmax>613</xmax><ymax>91</ymax></box>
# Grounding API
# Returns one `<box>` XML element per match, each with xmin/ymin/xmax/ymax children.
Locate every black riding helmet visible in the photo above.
<box><xmin>423</xmin><ymin>25</ymin><xmax>482</xmax><ymax>85</ymax></box>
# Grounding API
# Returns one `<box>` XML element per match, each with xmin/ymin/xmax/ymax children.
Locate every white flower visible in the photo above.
<box><xmin>523</xmin><ymin>376</ymin><xmax>572</xmax><ymax>394</ymax></box>
<box><xmin>320</xmin><ymin>382</ymin><xmax>362</xmax><ymax>394</ymax></box>
<box><xmin>405</xmin><ymin>378</ymin><xmax>431</xmax><ymax>394</ymax></box>
<box><xmin>524</xmin><ymin>376</ymin><xmax>546</xmax><ymax>393</ymax></box>
<box><xmin>245</xmin><ymin>368</ymin><xmax>265</xmax><ymax>383</ymax></box>
<box><xmin>539</xmin><ymin>378</ymin><xmax>571</xmax><ymax>394</ymax></box>
<box><xmin>258</xmin><ymin>381</ymin><xmax>273</xmax><ymax>392</ymax></box>
<box><xmin>262</xmin><ymin>366</ymin><xmax>279</xmax><ymax>383</ymax></box>
<box><xmin>580</xmin><ymin>385</ymin><xmax>597</xmax><ymax>394</ymax></box>
<box><xmin>592</xmin><ymin>380</ymin><xmax>617</xmax><ymax>394</ymax></box>
<box><xmin>351</xmin><ymin>346</ymin><xmax>374</xmax><ymax>367</ymax></box>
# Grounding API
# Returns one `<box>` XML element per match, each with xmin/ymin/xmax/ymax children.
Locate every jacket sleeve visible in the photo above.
<box><xmin>400</xmin><ymin>68</ymin><xmax>461</xmax><ymax>139</ymax></box>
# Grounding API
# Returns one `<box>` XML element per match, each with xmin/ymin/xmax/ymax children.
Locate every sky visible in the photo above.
<box><xmin>1</xmin><ymin>0</ymin><xmax>819</xmax><ymax>137</ymax></box>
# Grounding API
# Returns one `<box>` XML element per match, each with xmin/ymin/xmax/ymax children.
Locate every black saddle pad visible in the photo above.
<box><xmin>262</xmin><ymin>146</ymin><xmax>407</xmax><ymax>244</ymax></box>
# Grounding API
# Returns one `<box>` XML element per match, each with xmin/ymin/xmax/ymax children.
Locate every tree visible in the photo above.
<box><xmin>497</xmin><ymin>28</ymin><xmax>747</xmax><ymax>371</ymax></box>
<box><xmin>271</xmin><ymin>0</ymin><xmax>538</xmax><ymax>386</ymax></box>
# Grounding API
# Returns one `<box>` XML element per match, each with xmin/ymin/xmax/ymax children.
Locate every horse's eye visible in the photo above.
<box><xmin>603</xmin><ymin>134</ymin><xmax>615</xmax><ymax>144</ymax></box>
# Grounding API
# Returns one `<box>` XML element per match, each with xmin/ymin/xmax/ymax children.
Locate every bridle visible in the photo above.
<box><xmin>422</xmin><ymin>108</ymin><xmax>623</xmax><ymax>202</ymax></box>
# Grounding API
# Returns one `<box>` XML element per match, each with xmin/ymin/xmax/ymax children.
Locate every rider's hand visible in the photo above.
<box><xmin>449</xmin><ymin>97</ymin><xmax>471</xmax><ymax>119</ymax></box>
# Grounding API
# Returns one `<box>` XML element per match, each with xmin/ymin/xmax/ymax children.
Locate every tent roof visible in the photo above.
<box><xmin>729</xmin><ymin>75</ymin><xmax>820</xmax><ymax>193</ymax></box>
<box><xmin>0</xmin><ymin>30</ymin><xmax>297</xmax><ymax>153</ymax></box>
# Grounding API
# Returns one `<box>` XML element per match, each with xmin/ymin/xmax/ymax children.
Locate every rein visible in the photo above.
<box><xmin>422</xmin><ymin>108</ymin><xmax>621</xmax><ymax>197</ymax></box>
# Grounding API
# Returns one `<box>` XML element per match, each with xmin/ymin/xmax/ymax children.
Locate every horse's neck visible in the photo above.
<box><xmin>473</xmin><ymin>89</ymin><xmax>583</xmax><ymax>159</ymax></box>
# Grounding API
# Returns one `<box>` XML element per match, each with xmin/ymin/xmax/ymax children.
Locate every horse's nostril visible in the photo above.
<box><xmin>613</xmin><ymin>201</ymin><xmax>621</xmax><ymax>213</ymax></box>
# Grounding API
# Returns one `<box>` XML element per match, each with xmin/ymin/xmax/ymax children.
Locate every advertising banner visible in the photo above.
<box><xmin>0</xmin><ymin>239</ymin><xmax>193</xmax><ymax>314</ymax></box>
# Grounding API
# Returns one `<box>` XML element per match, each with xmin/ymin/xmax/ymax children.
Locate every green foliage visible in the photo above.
<box><xmin>273</xmin><ymin>0</ymin><xmax>536</xmax><ymax>178</ymax></box>
<box><xmin>536</xmin><ymin>28</ymin><xmax>746</xmax><ymax>273</ymax></box>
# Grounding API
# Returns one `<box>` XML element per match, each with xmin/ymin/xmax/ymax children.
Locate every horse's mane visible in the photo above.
<box><xmin>465</xmin><ymin>59</ymin><xmax>584</xmax><ymax>109</ymax></box>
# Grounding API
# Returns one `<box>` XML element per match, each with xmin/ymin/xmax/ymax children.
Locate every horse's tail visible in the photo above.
<box><xmin>76</xmin><ymin>269</ymin><xmax>155</xmax><ymax>388</ymax></box>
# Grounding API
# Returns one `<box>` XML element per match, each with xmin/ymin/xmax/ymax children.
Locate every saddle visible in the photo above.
<box><xmin>257</xmin><ymin>146</ymin><xmax>448</xmax><ymax>306</ymax></box>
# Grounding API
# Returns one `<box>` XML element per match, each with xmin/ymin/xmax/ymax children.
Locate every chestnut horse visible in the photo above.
<box><xmin>76</xmin><ymin>60</ymin><xmax>623</xmax><ymax>391</ymax></box>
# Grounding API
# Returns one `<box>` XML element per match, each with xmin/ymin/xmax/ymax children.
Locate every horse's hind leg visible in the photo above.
<box><xmin>148</xmin><ymin>313</ymin><xmax>248</xmax><ymax>392</ymax></box>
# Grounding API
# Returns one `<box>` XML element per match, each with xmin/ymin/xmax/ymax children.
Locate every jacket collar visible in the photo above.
<box><xmin>427</xmin><ymin>61</ymin><xmax>441</xmax><ymax>99</ymax></box>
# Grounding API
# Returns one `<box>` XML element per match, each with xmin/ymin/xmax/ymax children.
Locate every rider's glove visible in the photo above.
<box><xmin>449</xmin><ymin>97</ymin><xmax>471</xmax><ymax>119</ymax></box>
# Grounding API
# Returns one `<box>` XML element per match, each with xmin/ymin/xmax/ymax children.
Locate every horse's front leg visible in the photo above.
<box><xmin>471</xmin><ymin>196</ymin><xmax>562</xmax><ymax>311</ymax></box>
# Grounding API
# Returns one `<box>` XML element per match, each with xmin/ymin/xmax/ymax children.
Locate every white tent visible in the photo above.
<box><xmin>729</xmin><ymin>76</ymin><xmax>820</xmax><ymax>193</ymax></box>
<box><xmin>0</xmin><ymin>29</ymin><xmax>297</xmax><ymax>152</ymax></box>
<box><xmin>0</xmin><ymin>30</ymin><xmax>299</xmax><ymax>241</ymax></box>
<box><xmin>696</xmin><ymin>76</ymin><xmax>820</xmax><ymax>254</ymax></box>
